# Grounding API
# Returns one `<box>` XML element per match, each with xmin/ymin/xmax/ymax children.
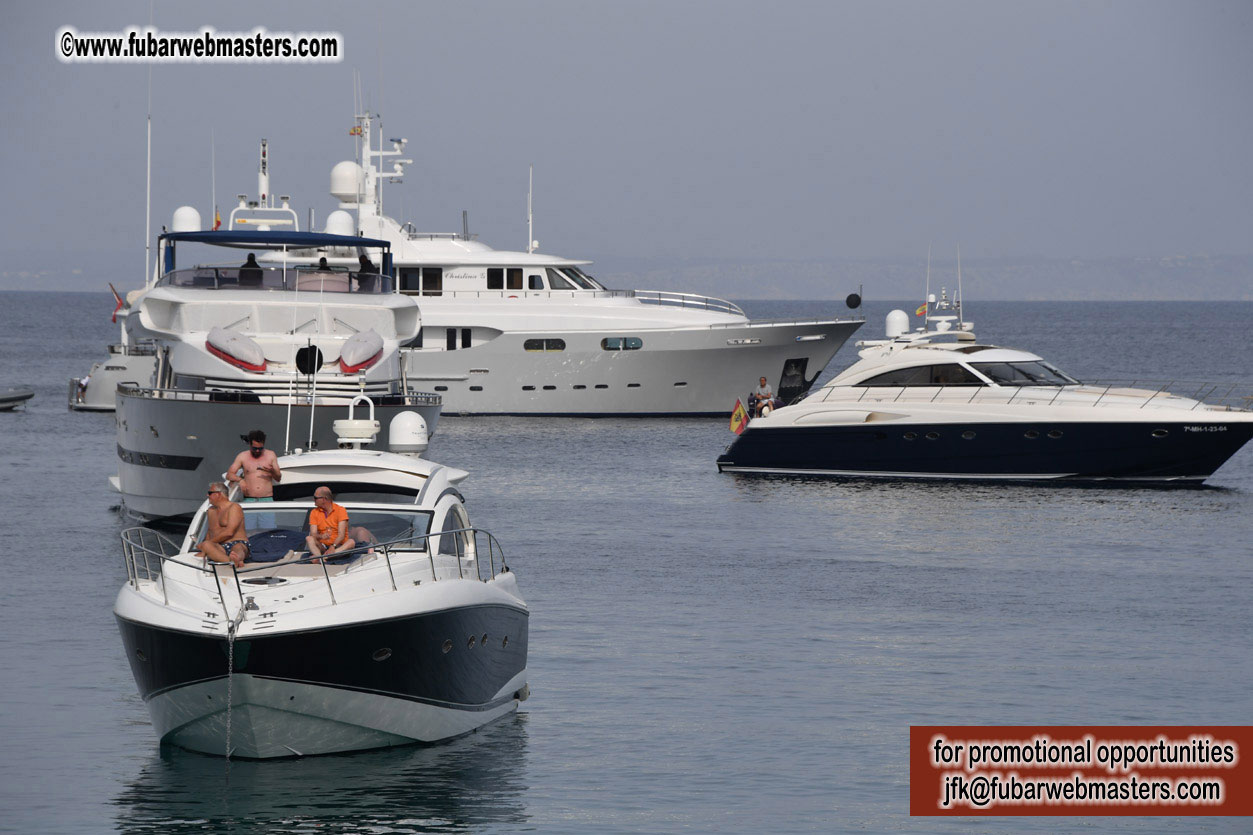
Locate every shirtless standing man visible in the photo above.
<box><xmin>197</xmin><ymin>482</ymin><xmax>250</xmax><ymax>568</ymax></box>
<box><xmin>226</xmin><ymin>429</ymin><xmax>282</xmax><ymax>500</ymax></box>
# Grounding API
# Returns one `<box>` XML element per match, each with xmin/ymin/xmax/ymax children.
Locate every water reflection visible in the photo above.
<box><xmin>113</xmin><ymin>714</ymin><xmax>529</xmax><ymax>833</ymax></box>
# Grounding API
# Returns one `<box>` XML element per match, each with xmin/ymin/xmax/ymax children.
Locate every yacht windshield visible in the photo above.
<box><xmin>970</xmin><ymin>361</ymin><xmax>1080</xmax><ymax>386</ymax></box>
<box><xmin>546</xmin><ymin>268</ymin><xmax>576</xmax><ymax>290</ymax></box>
<box><xmin>190</xmin><ymin>506</ymin><xmax>433</xmax><ymax>549</ymax></box>
<box><xmin>856</xmin><ymin>364</ymin><xmax>984</xmax><ymax>387</ymax></box>
<box><xmin>562</xmin><ymin>267</ymin><xmax>603</xmax><ymax>290</ymax></box>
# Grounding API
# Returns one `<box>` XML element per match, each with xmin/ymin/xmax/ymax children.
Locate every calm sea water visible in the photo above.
<box><xmin>1</xmin><ymin>292</ymin><xmax>1251</xmax><ymax>834</ymax></box>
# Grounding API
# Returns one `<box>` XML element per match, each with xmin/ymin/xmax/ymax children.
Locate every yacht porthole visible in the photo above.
<box><xmin>372</xmin><ymin>648</ymin><xmax>392</xmax><ymax>662</ymax></box>
<box><xmin>468</xmin><ymin>635</ymin><xmax>477</xmax><ymax>649</ymax></box>
<box><xmin>502</xmin><ymin>636</ymin><xmax>509</xmax><ymax>648</ymax></box>
<box><xmin>522</xmin><ymin>385</ymin><xmax>535</xmax><ymax>391</ymax></box>
<box><xmin>903</xmin><ymin>432</ymin><xmax>917</xmax><ymax>441</ymax></box>
<box><xmin>442</xmin><ymin>639</ymin><xmax>453</xmax><ymax>654</ymax></box>
<box><xmin>1024</xmin><ymin>430</ymin><xmax>1040</xmax><ymax>439</ymax></box>
<box><xmin>135</xmin><ymin>649</ymin><xmax>147</xmax><ymax>662</ymax></box>
<box><xmin>1152</xmin><ymin>429</ymin><xmax>1169</xmax><ymax>438</ymax></box>
<box><xmin>469</xmin><ymin>385</ymin><xmax>483</xmax><ymax>392</ymax></box>
<box><xmin>434</xmin><ymin>385</ymin><xmax>448</xmax><ymax>392</ymax></box>
<box><xmin>1048</xmin><ymin>429</ymin><xmax>1063</xmax><ymax>439</ymax></box>
<box><xmin>925</xmin><ymin>432</ymin><xmax>940</xmax><ymax>440</ymax></box>
<box><xmin>961</xmin><ymin>431</ymin><xmax>976</xmax><ymax>440</ymax></box>
<box><xmin>595</xmin><ymin>384</ymin><xmax>608</xmax><ymax>389</ymax></box>
<box><xmin>542</xmin><ymin>385</ymin><xmax>556</xmax><ymax>391</ymax></box>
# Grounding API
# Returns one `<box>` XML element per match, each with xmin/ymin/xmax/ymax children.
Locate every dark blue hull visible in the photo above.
<box><xmin>716</xmin><ymin>420</ymin><xmax>1253</xmax><ymax>483</ymax></box>
<box><xmin>116</xmin><ymin>603</ymin><xmax>529</xmax><ymax>710</ymax></box>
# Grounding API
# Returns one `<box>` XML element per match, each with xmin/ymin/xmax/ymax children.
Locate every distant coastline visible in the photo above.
<box><xmin>3</xmin><ymin>252</ymin><xmax>1250</xmax><ymax>301</ymax></box>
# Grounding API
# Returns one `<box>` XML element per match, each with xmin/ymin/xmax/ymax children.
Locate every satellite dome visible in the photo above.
<box><xmin>330</xmin><ymin>161</ymin><xmax>366</xmax><ymax>203</ymax></box>
<box><xmin>324</xmin><ymin>210</ymin><xmax>355</xmax><ymax>238</ymax></box>
<box><xmin>171</xmin><ymin>206</ymin><xmax>202</xmax><ymax>233</ymax></box>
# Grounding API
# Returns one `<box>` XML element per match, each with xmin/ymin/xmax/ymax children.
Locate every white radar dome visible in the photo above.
<box><xmin>330</xmin><ymin>161</ymin><xmax>366</xmax><ymax>203</ymax></box>
<box><xmin>324</xmin><ymin>210</ymin><xmax>355</xmax><ymax>238</ymax></box>
<box><xmin>171</xmin><ymin>206</ymin><xmax>202</xmax><ymax>233</ymax></box>
<box><xmin>388</xmin><ymin>411</ymin><xmax>429</xmax><ymax>456</ymax></box>
<box><xmin>885</xmin><ymin>309</ymin><xmax>910</xmax><ymax>339</ymax></box>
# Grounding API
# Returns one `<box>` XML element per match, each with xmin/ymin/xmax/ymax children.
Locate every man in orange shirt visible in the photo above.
<box><xmin>305</xmin><ymin>486</ymin><xmax>355</xmax><ymax>560</ymax></box>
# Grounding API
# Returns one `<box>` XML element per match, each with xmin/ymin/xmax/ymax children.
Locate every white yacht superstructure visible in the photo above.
<box><xmin>267</xmin><ymin>113</ymin><xmax>863</xmax><ymax>414</ymax></box>
<box><xmin>115</xmin><ymin>227</ymin><xmax>440</xmax><ymax>520</ymax></box>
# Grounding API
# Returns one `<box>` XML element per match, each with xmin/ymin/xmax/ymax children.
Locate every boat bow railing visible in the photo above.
<box><xmin>116</xmin><ymin>381</ymin><xmax>441</xmax><ymax>407</ymax></box>
<box><xmin>120</xmin><ymin>526</ymin><xmax>510</xmax><ymax>623</ymax></box>
<box><xmin>633</xmin><ymin>290</ymin><xmax>745</xmax><ymax>316</ymax></box>
<box><xmin>815</xmin><ymin>380</ymin><xmax>1253</xmax><ymax>411</ymax></box>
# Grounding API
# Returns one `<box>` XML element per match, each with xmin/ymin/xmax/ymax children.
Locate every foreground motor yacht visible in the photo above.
<box><xmin>265</xmin><ymin>113</ymin><xmax>863</xmax><ymax>414</ymax></box>
<box><xmin>717</xmin><ymin>290</ymin><xmax>1253</xmax><ymax>483</ymax></box>
<box><xmin>115</xmin><ymin>224</ymin><xmax>440</xmax><ymax>520</ymax></box>
<box><xmin>115</xmin><ymin>402</ymin><xmax>528</xmax><ymax>759</ymax></box>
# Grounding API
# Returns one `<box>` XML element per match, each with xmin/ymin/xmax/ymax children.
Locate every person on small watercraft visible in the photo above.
<box><xmin>306</xmin><ymin>486</ymin><xmax>356</xmax><ymax>561</ymax></box>
<box><xmin>197</xmin><ymin>482</ymin><xmax>250</xmax><ymax>568</ymax></box>
<box><xmin>226</xmin><ymin>430</ymin><xmax>282</xmax><ymax>501</ymax></box>
<box><xmin>750</xmin><ymin>376</ymin><xmax>776</xmax><ymax>417</ymax></box>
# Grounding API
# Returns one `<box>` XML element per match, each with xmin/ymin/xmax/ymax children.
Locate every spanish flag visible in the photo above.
<box><xmin>212</xmin><ymin>207</ymin><xmax>221</xmax><ymax>231</ymax></box>
<box><xmin>730</xmin><ymin>398</ymin><xmax>749</xmax><ymax>434</ymax></box>
<box><xmin>349</xmin><ymin>125</ymin><xmax>362</xmax><ymax>136</ymax></box>
<box><xmin>915</xmin><ymin>302</ymin><xmax>927</xmax><ymax>316</ymax></box>
<box><xmin>109</xmin><ymin>282</ymin><xmax>125</xmax><ymax>323</ymax></box>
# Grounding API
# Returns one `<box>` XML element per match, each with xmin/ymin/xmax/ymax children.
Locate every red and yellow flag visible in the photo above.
<box><xmin>915</xmin><ymin>302</ymin><xmax>927</xmax><ymax>316</ymax></box>
<box><xmin>212</xmin><ymin>207</ymin><xmax>221</xmax><ymax>231</ymax></box>
<box><xmin>349</xmin><ymin>125</ymin><xmax>362</xmax><ymax>136</ymax></box>
<box><xmin>730</xmin><ymin>399</ymin><xmax>749</xmax><ymax>434</ymax></box>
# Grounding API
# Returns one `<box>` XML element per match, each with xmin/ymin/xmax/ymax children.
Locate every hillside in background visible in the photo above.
<box><xmin>598</xmin><ymin>254</ymin><xmax>1253</xmax><ymax>301</ymax></box>
<box><xmin>3</xmin><ymin>249</ymin><xmax>1251</xmax><ymax>300</ymax></box>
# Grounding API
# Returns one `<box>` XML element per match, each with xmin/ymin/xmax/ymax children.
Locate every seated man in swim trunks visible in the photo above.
<box><xmin>305</xmin><ymin>486</ymin><xmax>355</xmax><ymax>561</ymax></box>
<box><xmin>196</xmin><ymin>482</ymin><xmax>250</xmax><ymax>568</ymax></box>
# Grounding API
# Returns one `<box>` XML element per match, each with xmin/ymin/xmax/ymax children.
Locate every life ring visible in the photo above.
<box><xmin>507</xmin><ymin>295</ymin><xmax>518</xmax><ymax>299</ymax></box>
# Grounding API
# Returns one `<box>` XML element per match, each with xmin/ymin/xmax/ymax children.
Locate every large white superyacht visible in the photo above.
<box><xmin>271</xmin><ymin>113</ymin><xmax>864</xmax><ymax>415</ymax></box>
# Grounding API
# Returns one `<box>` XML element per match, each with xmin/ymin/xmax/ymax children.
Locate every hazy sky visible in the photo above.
<box><xmin>2</xmin><ymin>1</ymin><xmax>1252</xmax><ymax>291</ymax></box>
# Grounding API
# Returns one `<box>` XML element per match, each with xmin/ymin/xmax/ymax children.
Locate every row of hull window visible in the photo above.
<box><xmin>409</xmin><ymin>332</ymin><xmax>644</xmax><ymax>352</ymax></box>
<box><xmin>399</xmin><ymin>266</ymin><xmax>603</xmax><ymax>295</ymax></box>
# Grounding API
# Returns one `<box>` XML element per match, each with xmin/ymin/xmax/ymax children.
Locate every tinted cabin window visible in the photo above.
<box><xmin>507</xmin><ymin>268</ymin><xmax>523</xmax><ymax>290</ymax></box>
<box><xmin>858</xmin><ymin>364</ymin><xmax>983</xmax><ymax>387</ymax></box>
<box><xmin>547</xmin><ymin>268</ymin><xmax>575</xmax><ymax>290</ymax></box>
<box><xmin>487</xmin><ymin>268</ymin><xmax>503</xmax><ymax>290</ymax></box>
<box><xmin>399</xmin><ymin>268</ymin><xmax>421</xmax><ymax>292</ymax></box>
<box><xmin>422</xmin><ymin>267</ymin><xmax>443</xmax><ymax>297</ymax></box>
<box><xmin>970</xmin><ymin>361</ymin><xmax>1079</xmax><ymax>386</ymax></box>
<box><xmin>562</xmin><ymin>268</ymin><xmax>595</xmax><ymax>289</ymax></box>
<box><xmin>446</xmin><ymin>329</ymin><xmax>457</xmax><ymax>350</ymax></box>
<box><xmin>529</xmin><ymin>275</ymin><xmax>543</xmax><ymax>290</ymax></box>
<box><xmin>601</xmin><ymin>337</ymin><xmax>643</xmax><ymax>351</ymax></box>
<box><xmin>524</xmin><ymin>338</ymin><xmax>566</xmax><ymax>352</ymax></box>
<box><xmin>461</xmin><ymin>328</ymin><xmax>472</xmax><ymax>349</ymax></box>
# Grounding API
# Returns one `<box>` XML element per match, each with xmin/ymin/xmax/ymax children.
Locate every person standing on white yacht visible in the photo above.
<box><xmin>226</xmin><ymin>429</ymin><xmax>282</xmax><ymax>500</ymax></box>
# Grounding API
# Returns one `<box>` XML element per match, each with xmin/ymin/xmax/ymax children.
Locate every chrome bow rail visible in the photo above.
<box><xmin>116</xmin><ymin>381</ymin><xmax>441</xmax><ymax>407</ymax></box>
<box><xmin>814</xmin><ymin>381</ymin><xmax>1253</xmax><ymax>411</ymax></box>
<box><xmin>120</xmin><ymin>525</ymin><xmax>509</xmax><ymax>622</ymax></box>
